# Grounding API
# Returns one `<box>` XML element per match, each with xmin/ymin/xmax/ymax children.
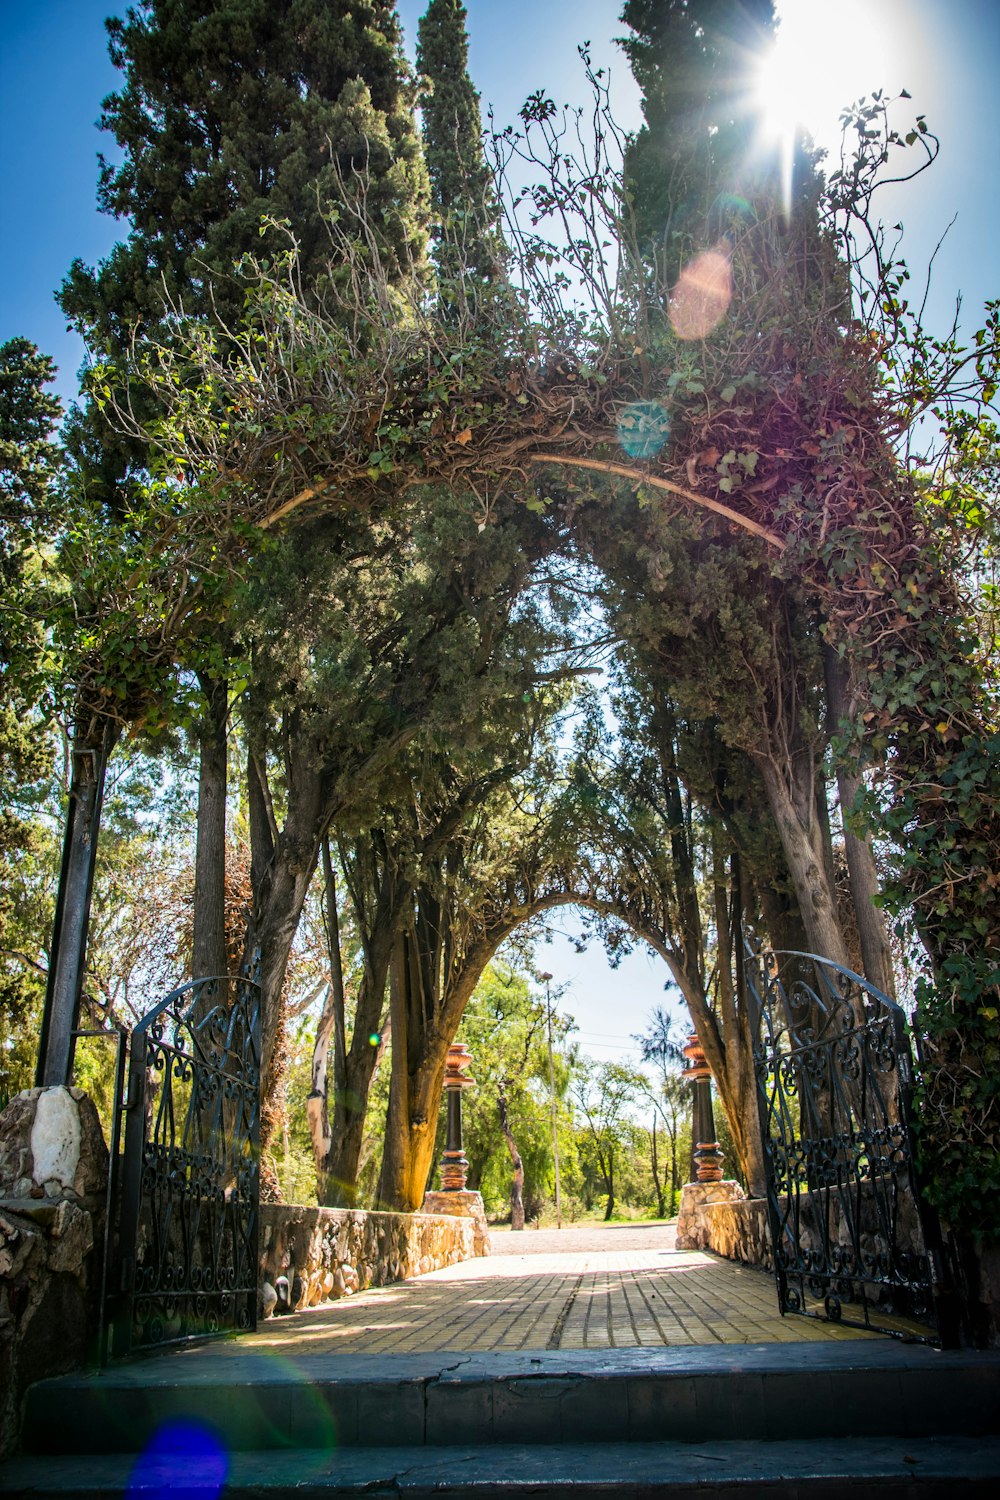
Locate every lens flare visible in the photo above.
<box><xmin>368</xmin><ymin>1032</ymin><xmax>381</xmax><ymax>1047</ymax></box>
<box><xmin>617</xmin><ymin>400</ymin><xmax>671</xmax><ymax>460</ymax></box>
<box><xmin>710</xmin><ymin>193</ymin><xmax>753</xmax><ymax>230</ymax></box>
<box><xmin>669</xmin><ymin>244</ymin><xmax>732</xmax><ymax>341</ymax></box>
<box><xmin>126</xmin><ymin>1420</ymin><xmax>228</xmax><ymax>1500</ymax></box>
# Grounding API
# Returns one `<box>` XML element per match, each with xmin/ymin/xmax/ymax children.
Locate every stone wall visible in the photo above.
<box><xmin>0</xmin><ymin>1087</ymin><xmax>110</xmax><ymax>1459</ymax></box>
<box><xmin>676</xmin><ymin>1181</ymin><xmax>773</xmax><ymax>1267</ymax></box>
<box><xmin>259</xmin><ymin>1200</ymin><xmax>488</xmax><ymax>1316</ymax></box>
<box><xmin>678</xmin><ymin>1180</ymin><xmax>936</xmax><ymax>1293</ymax></box>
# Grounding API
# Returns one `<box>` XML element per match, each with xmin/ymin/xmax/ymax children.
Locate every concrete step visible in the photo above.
<box><xmin>16</xmin><ymin>1343</ymin><xmax>1000</xmax><ymax>1456</ymax></box>
<box><xmin>3</xmin><ymin>1436</ymin><xmax>1000</xmax><ymax>1498</ymax></box>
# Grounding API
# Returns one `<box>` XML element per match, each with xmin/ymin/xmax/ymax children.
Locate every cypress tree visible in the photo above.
<box><xmin>620</xmin><ymin>0</ymin><xmax>776</xmax><ymax>273</ymax></box>
<box><xmin>416</xmin><ymin>0</ymin><xmax>497</xmax><ymax>286</ymax></box>
<box><xmin>0</xmin><ymin>341</ymin><xmax>61</xmax><ymax>1094</ymax></box>
<box><xmin>60</xmin><ymin>0</ymin><xmax>429</xmax><ymax>348</ymax></box>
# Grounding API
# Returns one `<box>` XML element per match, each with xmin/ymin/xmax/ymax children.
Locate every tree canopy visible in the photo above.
<box><xmin>4</xmin><ymin>0</ymin><xmax>999</xmax><ymax>1265</ymax></box>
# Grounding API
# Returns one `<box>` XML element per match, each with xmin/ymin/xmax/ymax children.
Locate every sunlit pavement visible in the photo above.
<box><xmin>239</xmin><ymin>1220</ymin><xmax>875</xmax><ymax>1355</ymax></box>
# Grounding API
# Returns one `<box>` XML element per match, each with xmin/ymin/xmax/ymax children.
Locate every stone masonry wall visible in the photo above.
<box><xmin>679</xmin><ymin>1181</ymin><xmax>931</xmax><ymax>1286</ymax></box>
<box><xmin>259</xmin><ymin>1202</ymin><xmax>486</xmax><ymax>1317</ymax></box>
<box><xmin>677</xmin><ymin>1184</ymin><xmax>774</xmax><ymax>1268</ymax></box>
<box><xmin>0</xmin><ymin>1087</ymin><xmax>110</xmax><ymax>1459</ymax></box>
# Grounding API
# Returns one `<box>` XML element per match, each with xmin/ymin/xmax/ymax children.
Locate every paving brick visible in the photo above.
<box><xmin>233</xmin><ymin>1223</ymin><xmax>881</xmax><ymax>1360</ymax></box>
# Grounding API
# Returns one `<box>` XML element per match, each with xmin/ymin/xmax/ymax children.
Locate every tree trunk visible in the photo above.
<box><xmin>376</xmin><ymin>922</ymin><xmax>455</xmax><ymax>1211</ymax></box>
<box><xmin>755</xmin><ymin>753</ymin><xmax>851</xmax><ymax>967</ymax></box>
<box><xmin>376</xmin><ymin>914</ymin><xmax>494</xmax><ymax>1212</ymax></box>
<box><xmin>321</xmin><ymin>839</ymin><xmax>406</xmax><ymax>1204</ymax></box>
<box><xmin>498</xmin><ymin>1087</ymin><xmax>525</xmax><ymax>1230</ymax></box>
<box><xmin>245</xmin><ymin>743</ymin><xmax>325</xmax><ymax>1191</ymax></box>
<box><xmin>321</xmin><ymin>967</ymin><xmax>389</xmax><ymax>1204</ymax></box>
<box><xmin>244</xmin><ymin>721</ymin><xmax>419</xmax><ymax>1188</ymax></box>
<box><xmin>824</xmin><ymin>645</ymin><xmax>896</xmax><ymax>997</ymax></box>
<box><xmin>36</xmin><ymin>716</ymin><xmax>118</xmax><ymax>1087</ymax></box>
<box><xmin>669</xmin><ymin>1119</ymin><xmax>679</xmax><ymax>1213</ymax></box>
<box><xmin>309</xmin><ymin>838</ymin><xmax>346</xmax><ymax>1200</ymax></box>
<box><xmin>192</xmin><ymin>673</ymin><xmax>228</xmax><ymax>982</ymax></box>
<box><xmin>377</xmin><ymin>929</ymin><xmax>439</xmax><ymax>1210</ymax></box>
<box><xmin>307</xmin><ymin>981</ymin><xmax>336</xmax><ymax>1192</ymax></box>
<box><xmin>650</xmin><ymin>1117</ymin><xmax>666</xmax><ymax>1218</ymax></box>
<box><xmin>603</xmin><ymin>1156</ymin><xmax>615</xmax><ymax>1221</ymax></box>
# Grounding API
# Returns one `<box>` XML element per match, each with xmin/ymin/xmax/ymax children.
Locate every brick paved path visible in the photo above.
<box><xmin>246</xmin><ymin>1222</ymin><xmax>873</xmax><ymax>1357</ymax></box>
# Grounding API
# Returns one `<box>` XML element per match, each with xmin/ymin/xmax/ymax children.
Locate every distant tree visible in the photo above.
<box><xmin>453</xmin><ymin>962</ymin><xmax>553</xmax><ymax>1229</ymax></box>
<box><xmin>572</xmin><ymin>1057</ymin><xmax>646</xmax><ymax>1221</ymax></box>
<box><xmin>634</xmin><ymin>1007</ymin><xmax>689</xmax><ymax>1215</ymax></box>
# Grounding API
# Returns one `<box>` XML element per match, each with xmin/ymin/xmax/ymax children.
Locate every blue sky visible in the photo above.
<box><xmin>1</xmin><ymin>0</ymin><xmax>997</xmax><ymax>1058</ymax></box>
<box><xmin>2</xmin><ymin>0</ymin><xmax>997</xmax><ymax>408</ymax></box>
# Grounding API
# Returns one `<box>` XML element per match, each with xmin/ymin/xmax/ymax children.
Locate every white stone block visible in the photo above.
<box><xmin>30</xmin><ymin>1088</ymin><xmax>82</xmax><ymax>1193</ymax></box>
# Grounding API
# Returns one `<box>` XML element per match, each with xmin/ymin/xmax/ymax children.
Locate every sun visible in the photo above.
<box><xmin>754</xmin><ymin>0</ymin><xmax>890</xmax><ymax>154</ymax></box>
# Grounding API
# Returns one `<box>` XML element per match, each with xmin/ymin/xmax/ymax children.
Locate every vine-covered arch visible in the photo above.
<box><xmin>29</xmin><ymin>3</ymin><xmax>998</xmax><ymax>1334</ymax></box>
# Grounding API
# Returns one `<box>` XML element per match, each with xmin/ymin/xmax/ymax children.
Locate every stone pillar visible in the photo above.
<box><xmin>682</xmin><ymin>1031</ymin><xmax>724</xmax><ymax>1183</ymax></box>
<box><xmin>439</xmin><ymin>1042</ymin><xmax>474</xmax><ymax>1191</ymax></box>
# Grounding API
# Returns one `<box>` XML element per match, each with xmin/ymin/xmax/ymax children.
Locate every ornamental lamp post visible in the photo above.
<box><xmin>422</xmin><ymin>1042</ymin><xmax>489</xmax><ymax>1257</ymax></box>
<box><xmin>439</xmin><ymin>1041</ymin><xmax>475</xmax><ymax>1191</ymax></box>
<box><xmin>682</xmin><ymin>1030</ymin><xmax>724</xmax><ymax>1183</ymax></box>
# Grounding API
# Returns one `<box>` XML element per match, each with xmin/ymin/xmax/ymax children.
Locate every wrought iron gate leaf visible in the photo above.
<box><xmin>745</xmin><ymin>947</ymin><xmax>949</xmax><ymax>1344</ymax></box>
<box><xmin>107</xmin><ymin>966</ymin><xmax>261</xmax><ymax>1359</ymax></box>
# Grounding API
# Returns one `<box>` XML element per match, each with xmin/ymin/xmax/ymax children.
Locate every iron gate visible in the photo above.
<box><xmin>106</xmin><ymin>966</ymin><xmax>261</xmax><ymax>1359</ymax></box>
<box><xmin>745</xmin><ymin>947</ymin><xmax>949</xmax><ymax>1344</ymax></box>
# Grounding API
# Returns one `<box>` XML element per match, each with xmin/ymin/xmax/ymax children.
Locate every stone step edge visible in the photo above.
<box><xmin>4</xmin><ymin>1436</ymin><xmax>1000</xmax><ymax>1497</ymax></box>
<box><xmin>21</xmin><ymin>1354</ymin><xmax>1000</xmax><ymax>1457</ymax></box>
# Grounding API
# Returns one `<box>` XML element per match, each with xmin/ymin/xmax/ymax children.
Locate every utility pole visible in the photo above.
<box><xmin>540</xmin><ymin>972</ymin><xmax>563</xmax><ymax>1229</ymax></box>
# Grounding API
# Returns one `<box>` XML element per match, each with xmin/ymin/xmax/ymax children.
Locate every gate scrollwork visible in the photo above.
<box><xmin>745</xmin><ymin>947</ymin><xmax>949</xmax><ymax>1343</ymax></box>
<box><xmin>108</xmin><ymin>964</ymin><xmax>261</xmax><ymax>1358</ymax></box>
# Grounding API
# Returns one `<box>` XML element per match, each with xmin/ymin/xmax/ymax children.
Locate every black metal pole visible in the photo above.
<box><xmin>36</xmin><ymin>727</ymin><xmax>114</xmax><ymax>1087</ymax></box>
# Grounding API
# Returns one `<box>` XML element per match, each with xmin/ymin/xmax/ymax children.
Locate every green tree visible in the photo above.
<box><xmin>38</xmin><ymin>0</ymin><xmax>431</xmax><ymax>1090</ymax></box>
<box><xmin>61</xmin><ymin>0</ymin><xmax>428</xmax><ymax>352</ymax></box>
<box><xmin>620</xmin><ymin>0</ymin><xmax>777</xmax><ymax>274</ymax></box>
<box><xmin>451</xmin><ymin>962</ymin><xmax>552</xmax><ymax>1226</ymax></box>
<box><xmin>0</xmin><ymin>339</ymin><xmax>62</xmax><ymax>1095</ymax></box>
<box><xmin>561</xmin><ymin>682</ymin><xmax>769</xmax><ymax>1192</ymax></box>
<box><xmin>572</xmin><ymin>1057</ymin><xmax>647</xmax><ymax>1221</ymax></box>
<box><xmin>615</xmin><ymin>2</ymin><xmax>1000</xmax><ymax>1243</ymax></box>
<box><xmin>0</xmin><ymin>337</ymin><xmax>61</xmax><ymax>838</ymax></box>
<box><xmin>0</xmin><ymin>338</ymin><xmax>61</xmax><ymax>636</ymax></box>
<box><xmin>375</xmin><ymin>721</ymin><xmax>584</xmax><ymax>1212</ymax></box>
<box><xmin>634</xmin><ymin>1007</ymin><xmax>689</xmax><ymax>1216</ymax></box>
